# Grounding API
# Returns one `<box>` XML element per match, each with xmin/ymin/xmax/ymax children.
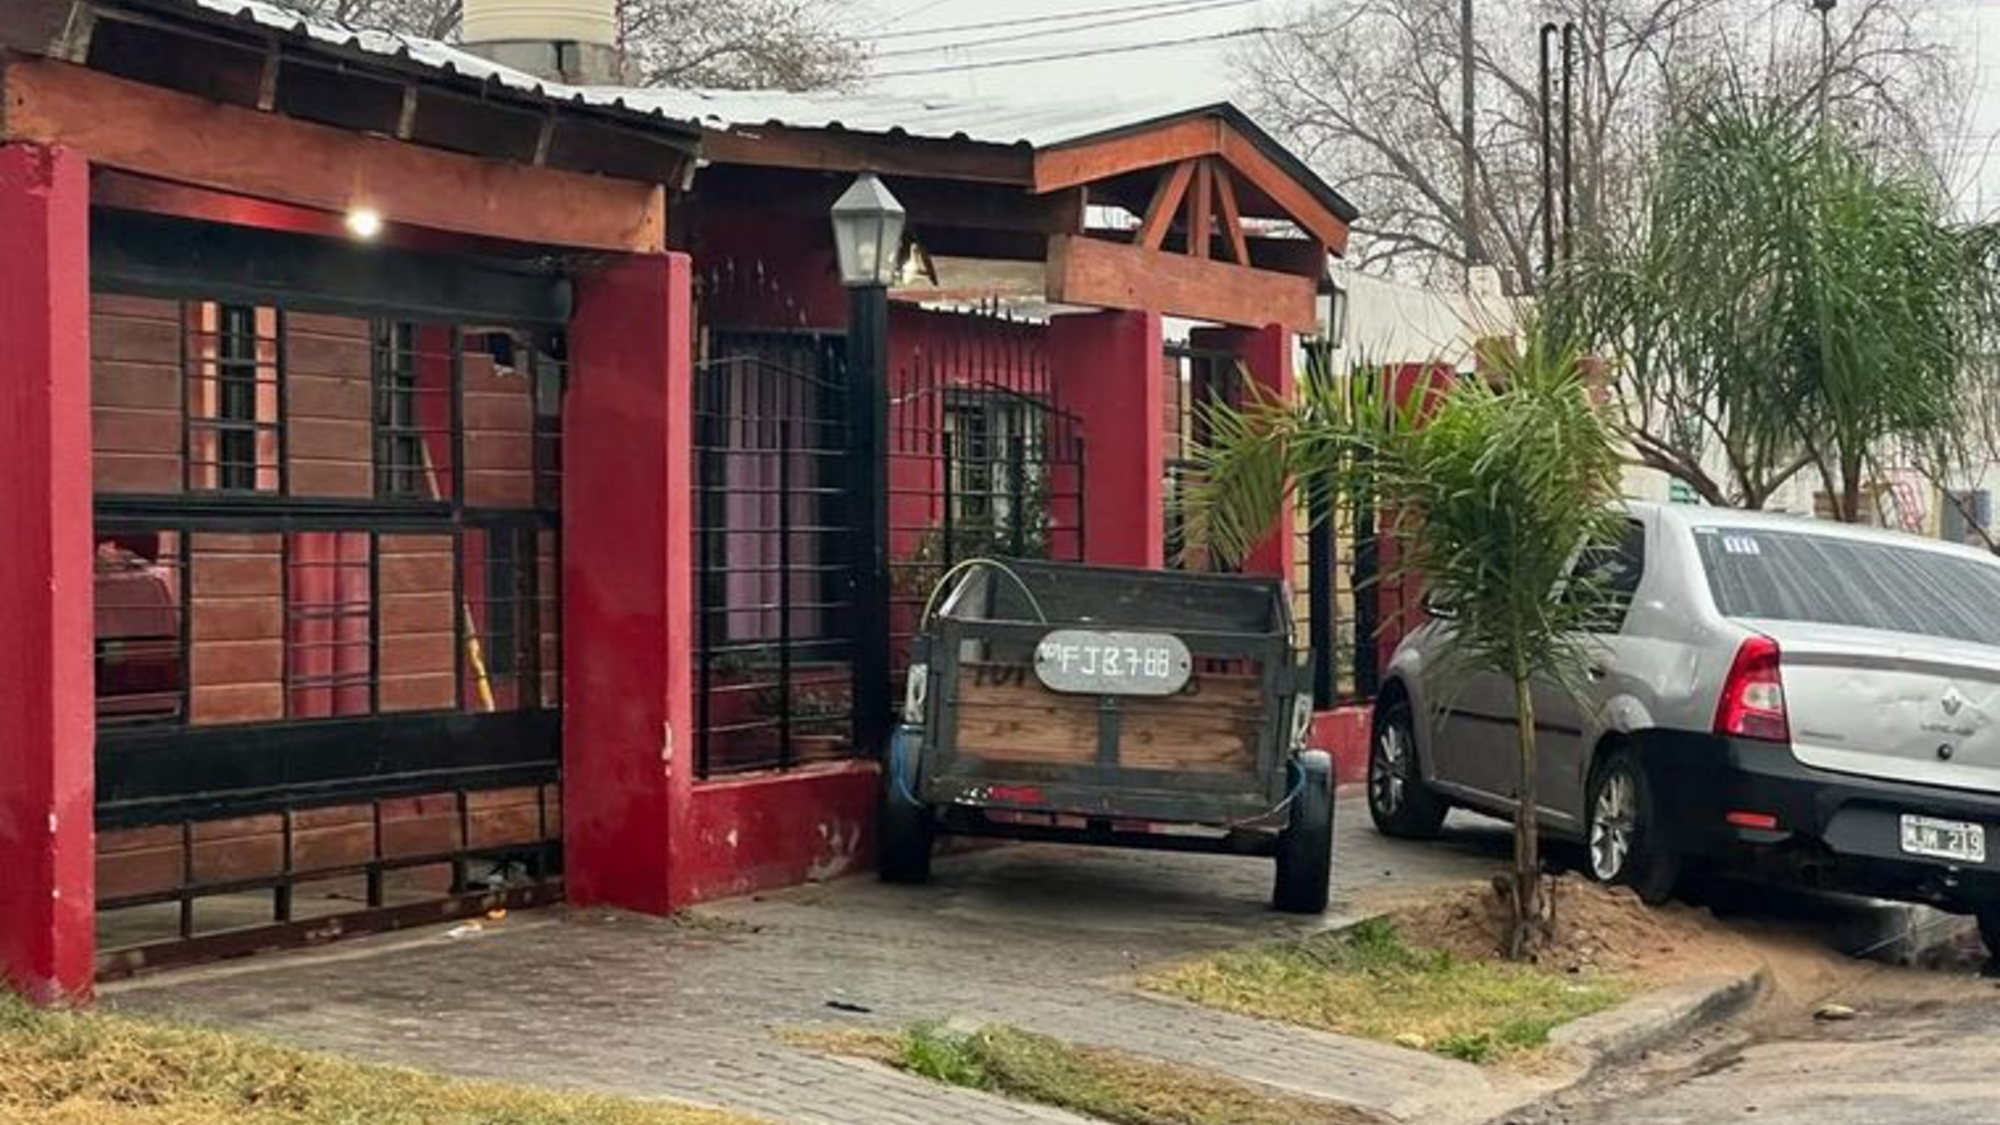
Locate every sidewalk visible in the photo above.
<box><xmin>109</xmin><ymin>796</ymin><xmax>1541</xmax><ymax>1125</ymax></box>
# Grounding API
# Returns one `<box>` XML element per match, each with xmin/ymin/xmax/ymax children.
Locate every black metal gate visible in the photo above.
<box><xmin>88</xmin><ymin>217</ymin><xmax>569</xmax><ymax>976</ymax></box>
<box><xmin>691</xmin><ymin>264</ymin><xmax>861</xmax><ymax>777</ymax></box>
<box><xmin>888</xmin><ymin>308</ymin><xmax>1086</xmax><ymax>678</ymax></box>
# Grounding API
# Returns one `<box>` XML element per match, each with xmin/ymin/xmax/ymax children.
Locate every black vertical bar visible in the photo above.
<box><xmin>449</xmin><ymin>326</ymin><xmax>465</xmax><ymax>509</ymax></box>
<box><xmin>694</xmin><ymin>360</ymin><xmax>714</xmax><ymax>779</ymax></box>
<box><xmin>1561</xmin><ymin>21</ymin><xmax>1578</xmax><ymax>263</ymax></box>
<box><xmin>179</xmin><ymin>820</ymin><xmax>196</xmax><ymax>940</ymax></box>
<box><xmin>276</xmin><ymin>808</ymin><xmax>295</xmax><ymax>923</ymax></box>
<box><xmin>1008</xmin><ymin>432</ymin><xmax>1026</xmax><ymax>557</ymax></box>
<box><xmin>279</xmin><ymin>529</ymin><xmax>292</xmax><ymax>717</ymax></box>
<box><xmin>846</xmin><ymin>286</ymin><xmax>893</xmax><ymax>758</ymax></box>
<box><xmin>1539</xmin><ymin>23</ymin><xmax>1558</xmax><ymax>283</ymax></box>
<box><xmin>942</xmin><ymin>429</ymin><xmax>956</xmax><ymax>563</ymax></box>
<box><xmin>275</xmin><ymin>308</ymin><xmax>289</xmax><ymax>496</ymax></box>
<box><xmin>178</xmin><ymin>522</ymin><xmax>193</xmax><ymax>723</ymax></box>
<box><xmin>1308</xmin><ymin>477</ymin><xmax>1335</xmax><ymax>704</ymax></box>
<box><xmin>366</xmin><ymin>800</ymin><xmax>385</xmax><ymax>907</ymax></box>
<box><xmin>452</xmin><ymin>527</ymin><xmax>467</xmax><ymax>712</ymax></box>
<box><xmin>777</xmin><ymin>370</ymin><xmax>795</xmax><ymax>770</ymax></box>
<box><xmin>1074</xmin><ymin>436</ymin><xmax>1088</xmax><ymax>562</ymax></box>
<box><xmin>1352</xmin><ymin>443</ymin><xmax>1381</xmax><ymax>698</ymax></box>
<box><xmin>179</xmin><ymin>302</ymin><xmax>193</xmax><ymax>492</ymax></box>
<box><xmin>367</xmin><ymin>529</ymin><xmax>381</xmax><ymax>716</ymax></box>
<box><xmin>452</xmin><ymin>788</ymin><xmax>470</xmax><ymax>894</ymax></box>
<box><xmin>523</xmin><ymin>524</ymin><xmax>542</xmax><ymax>713</ymax></box>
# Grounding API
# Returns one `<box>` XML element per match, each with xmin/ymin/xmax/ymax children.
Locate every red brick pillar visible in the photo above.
<box><xmin>563</xmin><ymin>252</ymin><xmax>697</xmax><ymax>913</ymax></box>
<box><xmin>1191</xmin><ymin>323</ymin><xmax>1295</xmax><ymax>578</ymax></box>
<box><xmin>0</xmin><ymin>144</ymin><xmax>95</xmax><ymax>1003</ymax></box>
<box><xmin>1050</xmin><ymin>310</ymin><xmax>1164</xmax><ymax>568</ymax></box>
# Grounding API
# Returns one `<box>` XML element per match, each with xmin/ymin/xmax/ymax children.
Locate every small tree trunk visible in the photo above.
<box><xmin>1506</xmin><ymin>671</ymin><xmax>1551</xmax><ymax>960</ymax></box>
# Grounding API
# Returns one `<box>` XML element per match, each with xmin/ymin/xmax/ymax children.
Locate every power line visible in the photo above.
<box><xmin>871</xmin><ymin>0</ymin><xmax>1259</xmax><ymax>61</ymax></box>
<box><xmin>873</xmin><ymin>0</ymin><xmax>1251</xmax><ymax>42</ymax></box>
<box><xmin>872</xmin><ymin>0</ymin><xmax>958</xmax><ymax>32</ymax></box>
<box><xmin>870</xmin><ymin>25</ymin><xmax>1281</xmax><ymax>79</ymax></box>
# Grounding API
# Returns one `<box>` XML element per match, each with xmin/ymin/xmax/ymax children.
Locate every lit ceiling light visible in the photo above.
<box><xmin>345</xmin><ymin>207</ymin><xmax>384</xmax><ymax>240</ymax></box>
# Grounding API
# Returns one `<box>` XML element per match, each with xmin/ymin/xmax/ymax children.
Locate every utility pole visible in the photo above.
<box><xmin>1814</xmin><ymin>0</ymin><xmax>1837</xmax><ymax>129</ymax></box>
<box><xmin>1461</xmin><ymin>0</ymin><xmax>1479</xmax><ymax>281</ymax></box>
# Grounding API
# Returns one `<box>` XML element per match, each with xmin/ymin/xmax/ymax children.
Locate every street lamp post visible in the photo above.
<box><xmin>830</xmin><ymin>172</ymin><xmax>906</xmax><ymax>760</ymax></box>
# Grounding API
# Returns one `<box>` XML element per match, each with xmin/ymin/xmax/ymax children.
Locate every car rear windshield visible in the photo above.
<box><xmin>1693</xmin><ymin>525</ymin><xmax>2000</xmax><ymax>646</ymax></box>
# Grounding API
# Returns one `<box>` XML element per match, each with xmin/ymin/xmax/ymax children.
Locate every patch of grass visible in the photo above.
<box><xmin>0</xmin><ymin>994</ymin><xmax>773</xmax><ymax>1125</ymax></box>
<box><xmin>1143</xmin><ymin>917</ymin><xmax>1630</xmax><ymax>1065</ymax></box>
<box><xmin>792</xmin><ymin>1021</ymin><xmax>1383</xmax><ymax>1125</ymax></box>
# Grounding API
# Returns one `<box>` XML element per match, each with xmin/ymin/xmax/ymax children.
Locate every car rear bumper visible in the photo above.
<box><xmin>1648</xmin><ymin>731</ymin><xmax>2000</xmax><ymax>910</ymax></box>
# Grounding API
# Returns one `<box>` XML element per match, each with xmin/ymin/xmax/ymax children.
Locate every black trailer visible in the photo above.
<box><xmin>881</xmin><ymin>559</ymin><xmax>1334</xmax><ymax>912</ymax></box>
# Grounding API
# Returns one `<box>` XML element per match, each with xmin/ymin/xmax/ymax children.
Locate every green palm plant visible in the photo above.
<box><xmin>1543</xmin><ymin>94</ymin><xmax>2000</xmax><ymax>520</ymax></box>
<box><xmin>1184</xmin><ymin>330</ymin><xmax>1624</xmax><ymax>958</ymax></box>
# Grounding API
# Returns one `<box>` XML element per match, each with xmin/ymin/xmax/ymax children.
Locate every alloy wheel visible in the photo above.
<box><xmin>1590</xmin><ymin>769</ymin><xmax>1637</xmax><ymax>881</ymax></box>
<box><xmin>1371</xmin><ymin>723</ymin><xmax>1410</xmax><ymax>817</ymax></box>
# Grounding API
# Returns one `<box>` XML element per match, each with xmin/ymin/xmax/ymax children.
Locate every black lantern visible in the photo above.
<box><xmin>829</xmin><ymin>172</ymin><xmax>907</xmax><ymax>288</ymax></box>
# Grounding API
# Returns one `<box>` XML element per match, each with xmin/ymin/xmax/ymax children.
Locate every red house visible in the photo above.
<box><xmin>0</xmin><ymin>0</ymin><xmax>1361</xmax><ymax>1002</ymax></box>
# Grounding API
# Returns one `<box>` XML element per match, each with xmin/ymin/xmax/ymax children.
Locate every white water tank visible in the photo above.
<box><xmin>461</xmin><ymin>0</ymin><xmax>616</xmax><ymax>47</ymax></box>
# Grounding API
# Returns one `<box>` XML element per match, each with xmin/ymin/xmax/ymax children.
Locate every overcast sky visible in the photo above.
<box><xmin>858</xmin><ymin>0</ymin><xmax>2000</xmax><ymax>219</ymax></box>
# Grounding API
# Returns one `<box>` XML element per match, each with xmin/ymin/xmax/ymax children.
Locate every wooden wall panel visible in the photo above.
<box><xmin>91</xmin><ymin>293</ymin><xmax>183</xmax><ymax>494</ymax></box>
<box><xmin>461</xmin><ymin>348</ymin><xmax>534</xmax><ymax>507</ymax></box>
<box><xmin>286</xmin><ymin>313</ymin><xmax>373</xmax><ymax>498</ymax></box>
<box><xmin>189</xmin><ymin>532</ymin><xmax>284</xmax><ymax>724</ymax></box>
<box><xmin>378</xmin><ymin>533</ymin><xmax>457</xmax><ymax>712</ymax></box>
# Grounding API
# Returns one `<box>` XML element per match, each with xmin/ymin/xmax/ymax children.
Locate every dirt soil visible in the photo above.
<box><xmin>1389</xmin><ymin>876</ymin><xmax>1765</xmax><ymax>986</ymax></box>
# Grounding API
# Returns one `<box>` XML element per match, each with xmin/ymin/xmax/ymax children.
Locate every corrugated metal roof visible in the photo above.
<box><xmin>169</xmin><ymin>0</ymin><xmax>1354</xmax><ymax>221</ymax></box>
<box><xmin>179</xmin><ymin>0</ymin><xmax>1242</xmax><ymax>148</ymax></box>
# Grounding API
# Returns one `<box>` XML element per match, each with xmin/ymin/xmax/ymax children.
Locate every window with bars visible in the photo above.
<box><xmin>943</xmin><ymin>390</ymin><xmax>1046</xmax><ymax>537</ymax></box>
<box><xmin>186</xmin><ymin>303</ymin><xmax>282</xmax><ymax>493</ymax></box>
<box><xmin>373</xmin><ymin>322</ymin><xmax>425</xmax><ymax>499</ymax></box>
<box><xmin>285</xmin><ymin>531</ymin><xmax>374</xmax><ymax>719</ymax></box>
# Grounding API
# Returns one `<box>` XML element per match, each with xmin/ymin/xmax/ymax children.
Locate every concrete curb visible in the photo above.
<box><xmin>1546</xmin><ymin>966</ymin><xmax>1767</xmax><ymax>1077</ymax></box>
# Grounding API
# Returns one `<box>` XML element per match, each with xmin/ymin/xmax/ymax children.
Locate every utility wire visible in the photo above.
<box><xmin>870</xmin><ymin>25</ymin><xmax>1282</xmax><ymax>79</ymax></box>
<box><xmin>872</xmin><ymin>0</ymin><xmax>1253</xmax><ymax>42</ymax></box>
<box><xmin>872</xmin><ymin>0</ymin><xmax>1259</xmax><ymax>61</ymax></box>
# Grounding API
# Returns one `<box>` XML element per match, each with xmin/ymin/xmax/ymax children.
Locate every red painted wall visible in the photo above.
<box><xmin>1049</xmin><ymin>309</ymin><xmax>1164</xmax><ymax>568</ymax></box>
<box><xmin>0</xmin><ymin>144</ymin><xmax>95</xmax><ymax>1003</ymax></box>
<box><xmin>693</xmin><ymin>208</ymin><xmax>846</xmax><ymax>330</ymax></box>
<box><xmin>563</xmin><ymin>252</ymin><xmax>698</xmax><ymax>913</ymax></box>
<box><xmin>682</xmin><ymin>761</ymin><xmax>878</xmax><ymax>902</ymax></box>
<box><xmin>1309</xmin><ymin>705</ymin><xmax>1372</xmax><ymax>786</ymax></box>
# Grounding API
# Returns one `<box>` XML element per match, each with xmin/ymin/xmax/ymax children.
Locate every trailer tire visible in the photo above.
<box><xmin>1274</xmin><ymin>750</ymin><xmax>1335</xmax><ymax>914</ymax></box>
<box><xmin>878</xmin><ymin>725</ymin><xmax>934</xmax><ymax>885</ymax></box>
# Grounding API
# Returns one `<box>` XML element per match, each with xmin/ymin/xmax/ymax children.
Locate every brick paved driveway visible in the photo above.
<box><xmin>110</xmin><ymin>797</ymin><xmax>1545</xmax><ymax>1125</ymax></box>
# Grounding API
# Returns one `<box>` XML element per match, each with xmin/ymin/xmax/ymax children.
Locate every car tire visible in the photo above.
<box><xmin>1274</xmin><ymin>750</ymin><xmax>1335</xmax><ymax>914</ymax></box>
<box><xmin>1367</xmin><ymin>699</ymin><xmax>1450</xmax><ymax>840</ymax></box>
<box><xmin>1584</xmin><ymin>748</ymin><xmax>1680</xmax><ymax>905</ymax></box>
<box><xmin>878</xmin><ymin>725</ymin><xmax>933</xmax><ymax>885</ymax></box>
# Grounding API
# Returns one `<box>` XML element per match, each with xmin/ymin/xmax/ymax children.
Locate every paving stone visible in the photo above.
<box><xmin>109</xmin><ymin>798</ymin><xmax>1529</xmax><ymax>1125</ymax></box>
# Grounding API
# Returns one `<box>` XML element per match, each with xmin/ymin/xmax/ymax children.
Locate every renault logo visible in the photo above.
<box><xmin>1942</xmin><ymin>687</ymin><xmax>1966</xmax><ymax>716</ymax></box>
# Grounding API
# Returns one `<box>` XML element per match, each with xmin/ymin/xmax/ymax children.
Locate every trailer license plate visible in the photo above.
<box><xmin>1034</xmin><ymin>630</ymin><xmax>1192</xmax><ymax>696</ymax></box>
<box><xmin>1899</xmin><ymin>815</ymin><xmax>1986</xmax><ymax>864</ymax></box>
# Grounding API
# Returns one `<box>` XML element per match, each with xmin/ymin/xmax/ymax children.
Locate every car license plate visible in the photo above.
<box><xmin>1033</xmin><ymin>629</ymin><xmax>1192</xmax><ymax>696</ymax></box>
<box><xmin>1899</xmin><ymin>815</ymin><xmax>1987</xmax><ymax>864</ymax></box>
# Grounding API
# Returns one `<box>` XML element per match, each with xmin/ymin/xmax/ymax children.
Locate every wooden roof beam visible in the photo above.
<box><xmin>1211</xmin><ymin>160</ymin><xmax>1251</xmax><ymax>266</ymax></box>
<box><xmin>1047</xmin><ymin>233</ymin><xmax>1315</xmax><ymax>332</ymax></box>
<box><xmin>1135</xmin><ymin>160</ymin><xmax>1195</xmax><ymax>251</ymax></box>
<box><xmin>1</xmin><ymin>57</ymin><xmax>667</xmax><ymax>252</ymax></box>
<box><xmin>1219</xmin><ymin>130</ymin><xmax>1349</xmax><ymax>254</ymax></box>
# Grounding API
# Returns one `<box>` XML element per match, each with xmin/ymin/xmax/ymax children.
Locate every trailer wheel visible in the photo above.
<box><xmin>878</xmin><ymin>725</ymin><xmax>934</xmax><ymax>885</ymax></box>
<box><xmin>1274</xmin><ymin>750</ymin><xmax>1335</xmax><ymax>914</ymax></box>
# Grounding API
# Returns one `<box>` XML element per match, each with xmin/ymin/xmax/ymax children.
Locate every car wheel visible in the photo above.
<box><xmin>1274</xmin><ymin>750</ymin><xmax>1335</xmax><ymax>914</ymax></box>
<box><xmin>878</xmin><ymin>725</ymin><xmax>933</xmax><ymax>885</ymax></box>
<box><xmin>1368</xmin><ymin>700</ymin><xmax>1449</xmax><ymax>840</ymax></box>
<box><xmin>1585</xmin><ymin>748</ymin><xmax>1679</xmax><ymax>905</ymax></box>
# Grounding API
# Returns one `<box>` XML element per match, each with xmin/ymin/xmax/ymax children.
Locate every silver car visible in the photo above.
<box><xmin>1370</xmin><ymin>501</ymin><xmax>2000</xmax><ymax>957</ymax></box>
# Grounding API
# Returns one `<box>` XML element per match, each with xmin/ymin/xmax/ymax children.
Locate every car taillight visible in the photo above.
<box><xmin>1715</xmin><ymin>634</ymin><xmax>1789</xmax><ymax>743</ymax></box>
